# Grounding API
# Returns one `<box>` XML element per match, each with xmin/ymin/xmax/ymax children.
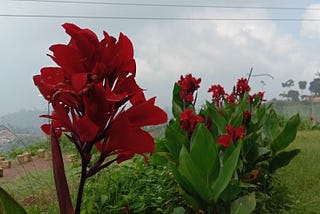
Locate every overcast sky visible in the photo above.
<box><xmin>1</xmin><ymin>0</ymin><xmax>320</xmax><ymax>116</ymax></box>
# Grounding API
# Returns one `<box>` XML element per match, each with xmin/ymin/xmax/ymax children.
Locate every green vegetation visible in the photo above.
<box><xmin>275</xmin><ymin>131</ymin><xmax>320</xmax><ymax>213</ymax></box>
<box><xmin>1</xmin><ymin>130</ymin><xmax>320</xmax><ymax>213</ymax></box>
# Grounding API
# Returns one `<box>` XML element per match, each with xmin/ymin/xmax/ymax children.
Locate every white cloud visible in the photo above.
<box><xmin>132</xmin><ymin>8</ymin><xmax>312</xmax><ymax>106</ymax></box>
<box><xmin>301</xmin><ymin>4</ymin><xmax>320</xmax><ymax>38</ymax></box>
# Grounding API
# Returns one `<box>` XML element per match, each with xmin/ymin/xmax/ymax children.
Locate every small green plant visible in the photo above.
<box><xmin>81</xmin><ymin>157</ymin><xmax>183</xmax><ymax>214</ymax></box>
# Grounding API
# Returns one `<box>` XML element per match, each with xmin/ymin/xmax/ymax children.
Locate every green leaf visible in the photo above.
<box><xmin>231</xmin><ymin>93</ymin><xmax>249</xmax><ymax>126</ymax></box>
<box><xmin>165</xmin><ymin>120</ymin><xmax>186</xmax><ymax>162</ymax></box>
<box><xmin>179</xmin><ymin>146</ymin><xmax>212</xmax><ymax>201</ymax></box>
<box><xmin>190</xmin><ymin>124</ymin><xmax>218</xmax><ymax>177</ymax></box>
<box><xmin>271</xmin><ymin>114</ymin><xmax>300</xmax><ymax>152</ymax></box>
<box><xmin>219</xmin><ymin>181</ymin><xmax>241</xmax><ymax>202</ymax></box>
<box><xmin>0</xmin><ymin>187</ymin><xmax>27</xmax><ymax>214</ymax></box>
<box><xmin>172</xmin><ymin>207</ymin><xmax>186</xmax><ymax>214</ymax></box>
<box><xmin>263</xmin><ymin>109</ymin><xmax>281</xmax><ymax>140</ymax></box>
<box><xmin>211</xmin><ymin>143</ymin><xmax>242</xmax><ymax>202</ymax></box>
<box><xmin>207</xmin><ymin>102</ymin><xmax>227</xmax><ymax>134</ymax></box>
<box><xmin>231</xmin><ymin>193</ymin><xmax>256</xmax><ymax>214</ymax></box>
<box><xmin>172</xmin><ymin>83</ymin><xmax>184</xmax><ymax>119</ymax></box>
<box><xmin>269</xmin><ymin>149</ymin><xmax>300</xmax><ymax>173</ymax></box>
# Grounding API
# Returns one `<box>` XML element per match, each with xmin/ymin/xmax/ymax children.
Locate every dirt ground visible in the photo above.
<box><xmin>0</xmin><ymin>157</ymin><xmax>52</xmax><ymax>181</ymax></box>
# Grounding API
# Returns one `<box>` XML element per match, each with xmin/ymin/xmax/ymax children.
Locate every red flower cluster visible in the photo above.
<box><xmin>34</xmin><ymin>23</ymin><xmax>167</xmax><ymax>163</ymax></box>
<box><xmin>180</xmin><ymin>109</ymin><xmax>204</xmax><ymax>139</ymax></box>
<box><xmin>218</xmin><ymin>124</ymin><xmax>245</xmax><ymax>147</ymax></box>
<box><xmin>208</xmin><ymin>84</ymin><xmax>225</xmax><ymax>106</ymax></box>
<box><xmin>250</xmin><ymin>91</ymin><xmax>266</xmax><ymax>104</ymax></box>
<box><xmin>178</xmin><ymin>74</ymin><xmax>201</xmax><ymax>102</ymax></box>
<box><xmin>235</xmin><ymin>78</ymin><xmax>251</xmax><ymax>96</ymax></box>
<box><xmin>225</xmin><ymin>93</ymin><xmax>236</xmax><ymax>105</ymax></box>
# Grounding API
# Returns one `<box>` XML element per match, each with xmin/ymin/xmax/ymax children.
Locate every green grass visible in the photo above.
<box><xmin>275</xmin><ymin>130</ymin><xmax>320</xmax><ymax>213</ymax></box>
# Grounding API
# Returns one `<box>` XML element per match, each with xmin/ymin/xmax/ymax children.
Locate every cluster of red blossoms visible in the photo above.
<box><xmin>180</xmin><ymin>109</ymin><xmax>204</xmax><ymax>140</ymax></box>
<box><xmin>33</xmin><ymin>23</ymin><xmax>167</xmax><ymax>164</ymax></box>
<box><xmin>218</xmin><ymin>124</ymin><xmax>245</xmax><ymax>147</ymax></box>
<box><xmin>178</xmin><ymin>74</ymin><xmax>201</xmax><ymax>102</ymax></box>
<box><xmin>177</xmin><ymin>74</ymin><xmax>265</xmax><ymax>148</ymax></box>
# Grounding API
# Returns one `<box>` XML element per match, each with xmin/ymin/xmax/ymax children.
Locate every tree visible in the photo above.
<box><xmin>298</xmin><ymin>80</ymin><xmax>307</xmax><ymax>91</ymax></box>
<box><xmin>287</xmin><ymin>90</ymin><xmax>300</xmax><ymax>101</ymax></box>
<box><xmin>309</xmin><ymin>78</ymin><xmax>320</xmax><ymax>95</ymax></box>
<box><xmin>281</xmin><ymin>79</ymin><xmax>294</xmax><ymax>88</ymax></box>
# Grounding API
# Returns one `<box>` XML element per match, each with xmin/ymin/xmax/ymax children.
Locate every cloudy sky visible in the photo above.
<box><xmin>1</xmin><ymin>0</ymin><xmax>320</xmax><ymax>116</ymax></box>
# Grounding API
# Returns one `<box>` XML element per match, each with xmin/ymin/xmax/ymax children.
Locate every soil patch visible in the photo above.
<box><xmin>0</xmin><ymin>157</ymin><xmax>51</xmax><ymax>181</ymax></box>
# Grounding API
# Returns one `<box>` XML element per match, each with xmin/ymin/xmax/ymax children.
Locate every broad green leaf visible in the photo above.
<box><xmin>256</xmin><ymin>105</ymin><xmax>266</xmax><ymax>124</ymax></box>
<box><xmin>207</xmin><ymin>102</ymin><xmax>227</xmax><ymax>134</ymax></box>
<box><xmin>211</xmin><ymin>143</ymin><xmax>242</xmax><ymax>202</ymax></box>
<box><xmin>172</xmin><ymin>83</ymin><xmax>184</xmax><ymax>119</ymax></box>
<box><xmin>179</xmin><ymin>146</ymin><xmax>211</xmax><ymax>201</ymax></box>
<box><xmin>269</xmin><ymin>149</ymin><xmax>300</xmax><ymax>173</ymax></box>
<box><xmin>231</xmin><ymin>93</ymin><xmax>249</xmax><ymax>125</ymax></box>
<box><xmin>190</xmin><ymin>124</ymin><xmax>218</xmax><ymax>178</ymax></box>
<box><xmin>0</xmin><ymin>187</ymin><xmax>27</xmax><ymax>214</ymax></box>
<box><xmin>258</xmin><ymin>147</ymin><xmax>271</xmax><ymax>157</ymax></box>
<box><xmin>263</xmin><ymin>109</ymin><xmax>281</xmax><ymax>140</ymax></box>
<box><xmin>219</xmin><ymin>181</ymin><xmax>241</xmax><ymax>202</ymax></box>
<box><xmin>170</xmin><ymin>164</ymin><xmax>201</xmax><ymax>202</ymax></box>
<box><xmin>231</xmin><ymin>193</ymin><xmax>256</xmax><ymax>214</ymax></box>
<box><xmin>271</xmin><ymin>114</ymin><xmax>300</xmax><ymax>152</ymax></box>
<box><xmin>165</xmin><ymin>120</ymin><xmax>186</xmax><ymax>162</ymax></box>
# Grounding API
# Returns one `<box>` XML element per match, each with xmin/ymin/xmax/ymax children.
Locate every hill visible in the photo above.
<box><xmin>0</xmin><ymin>109</ymin><xmax>47</xmax><ymax>134</ymax></box>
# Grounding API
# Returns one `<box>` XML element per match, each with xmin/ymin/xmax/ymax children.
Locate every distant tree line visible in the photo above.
<box><xmin>280</xmin><ymin>72</ymin><xmax>320</xmax><ymax>101</ymax></box>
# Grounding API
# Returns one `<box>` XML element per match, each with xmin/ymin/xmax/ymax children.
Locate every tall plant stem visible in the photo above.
<box><xmin>75</xmin><ymin>161</ymin><xmax>88</xmax><ymax>214</ymax></box>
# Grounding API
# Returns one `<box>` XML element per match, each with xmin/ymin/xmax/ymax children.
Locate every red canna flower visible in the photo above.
<box><xmin>225</xmin><ymin>93</ymin><xmax>236</xmax><ymax>105</ymax></box>
<box><xmin>218</xmin><ymin>124</ymin><xmax>245</xmax><ymax>147</ymax></box>
<box><xmin>235</xmin><ymin>78</ymin><xmax>251</xmax><ymax>96</ymax></box>
<box><xmin>34</xmin><ymin>22</ymin><xmax>168</xmax><ymax>170</ymax></box>
<box><xmin>178</xmin><ymin>74</ymin><xmax>201</xmax><ymax>102</ymax></box>
<box><xmin>208</xmin><ymin>84</ymin><xmax>225</xmax><ymax>107</ymax></box>
<box><xmin>34</xmin><ymin>23</ymin><xmax>168</xmax><ymax>214</ymax></box>
<box><xmin>180</xmin><ymin>109</ymin><xmax>204</xmax><ymax>140</ymax></box>
<box><xmin>250</xmin><ymin>91</ymin><xmax>266</xmax><ymax>104</ymax></box>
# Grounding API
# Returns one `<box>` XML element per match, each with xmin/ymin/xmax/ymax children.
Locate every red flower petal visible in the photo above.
<box><xmin>71</xmin><ymin>73</ymin><xmax>88</xmax><ymax>91</ymax></box>
<box><xmin>124</xmin><ymin>97</ymin><xmax>168</xmax><ymax>127</ymax></box>
<box><xmin>74</xmin><ymin>115</ymin><xmax>100</xmax><ymax>142</ymax></box>
<box><xmin>49</xmin><ymin>44</ymin><xmax>86</xmax><ymax>74</ymax></box>
<box><xmin>218</xmin><ymin>134</ymin><xmax>232</xmax><ymax>147</ymax></box>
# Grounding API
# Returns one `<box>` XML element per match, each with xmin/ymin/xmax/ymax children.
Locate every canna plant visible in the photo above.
<box><xmin>157</xmin><ymin>74</ymin><xmax>300</xmax><ymax>213</ymax></box>
<box><xmin>33</xmin><ymin>23</ymin><xmax>167</xmax><ymax>214</ymax></box>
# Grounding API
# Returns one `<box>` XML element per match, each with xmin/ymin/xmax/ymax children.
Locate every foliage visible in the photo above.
<box><xmin>81</xmin><ymin>158</ymin><xmax>184</xmax><ymax>214</ymax></box>
<box><xmin>0</xmin><ymin>187</ymin><xmax>26</xmax><ymax>214</ymax></box>
<box><xmin>309</xmin><ymin>78</ymin><xmax>320</xmax><ymax>95</ymax></box>
<box><xmin>281</xmin><ymin>79</ymin><xmax>294</xmax><ymax>88</ymax></box>
<box><xmin>298</xmin><ymin>81</ymin><xmax>307</xmax><ymax>90</ymax></box>
<box><xmin>157</xmin><ymin>74</ymin><xmax>300</xmax><ymax>213</ymax></box>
